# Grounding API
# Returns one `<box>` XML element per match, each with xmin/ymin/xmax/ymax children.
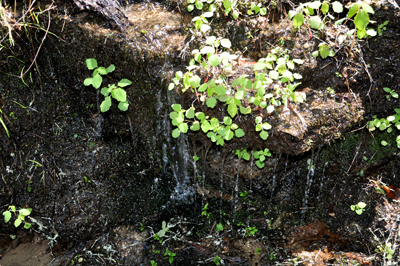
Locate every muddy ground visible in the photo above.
<box><xmin>1</xmin><ymin>0</ymin><xmax>400</xmax><ymax>265</ymax></box>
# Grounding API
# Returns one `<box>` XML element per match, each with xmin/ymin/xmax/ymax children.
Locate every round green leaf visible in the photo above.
<box><xmin>332</xmin><ymin>1</ymin><xmax>343</xmax><ymax>13</ymax></box>
<box><xmin>24</xmin><ymin>223</ymin><xmax>32</xmax><ymax>229</ymax></box>
<box><xmin>20</xmin><ymin>208</ymin><xmax>32</xmax><ymax>216</ymax></box>
<box><xmin>172</xmin><ymin>128</ymin><xmax>180</xmax><ymax>138</ymax></box>
<box><xmin>118</xmin><ymin>101</ymin><xmax>129</xmax><ymax>111</ymax></box>
<box><xmin>206</xmin><ymin>97</ymin><xmax>217</xmax><ymax>108</ymax></box>
<box><xmin>190</xmin><ymin>121</ymin><xmax>200</xmax><ymax>131</ymax></box>
<box><xmin>97</xmin><ymin>67</ymin><xmax>107</xmax><ymax>75</ymax></box>
<box><xmin>85</xmin><ymin>58</ymin><xmax>97</xmax><ymax>70</ymax></box>
<box><xmin>190</xmin><ymin>75</ymin><xmax>201</xmax><ymax>88</ymax></box>
<box><xmin>208</xmin><ymin>54</ymin><xmax>220</xmax><ymax>67</ymax></box>
<box><xmin>223</xmin><ymin>116</ymin><xmax>232</xmax><ymax>125</ymax></box>
<box><xmin>186</xmin><ymin>108</ymin><xmax>195</xmax><ymax>119</ymax></box>
<box><xmin>235</xmin><ymin>128</ymin><xmax>245</xmax><ymax>138</ymax></box>
<box><xmin>321</xmin><ymin>2</ymin><xmax>329</xmax><ymax>14</ymax></box>
<box><xmin>309</xmin><ymin>16</ymin><xmax>323</xmax><ymax>29</ymax></box>
<box><xmin>269</xmin><ymin>70</ymin><xmax>279</xmax><ymax>80</ymax></box>
<box><xmin>100</xmin><ymin>96</ymin><xmax>112</xmax><ymax>112</ymax></box>
<box><xmin>178</xmin><ymin>122</ymin><xmax>188</xmax><ymax>133</ymax></box>
<box><xmin>172</xmin><ymin>104</ymin><xmax>181</xmax><ymax>112</ymax></box>
<box><xmin>260</xmin><ymin>131</ymin><xmax>269</xmax><ymax>140</ymax></box>
<box><xmin>293</xmin><ymin>12</ymin><xmax>305</xmax><ymax>28</ymax></box>
<box><xmin>240</xmin><ymin>105</ymin><xmax>251</xmax><ymax>114</ymax></box>
<box><xmin>214</xmin><ymin>86</ymin><xmax>226</xmax><ymax>95</ymax></box>
<box><xmin>3</xmin><ymin>211</ymin><xmax>11</xmax><ymax>223</ymax></box>
<box><xmin>14</xmin><ymin>218</ymin><xmax>21</xmax><ymax>227</ymax></box>
<box><xmin>168</xmin><ymin>83</ymin><xmax>175</xmax><ymax>91</ymax></box>
<box><xmin>221</xmin><ymin>39</ymin><xmax>231</xmax><ymax>48</ymax></box>
<box><xmin>200</xmin><ymin>46</ymin><xmax>215</xmax><ymax>54</ymax></box>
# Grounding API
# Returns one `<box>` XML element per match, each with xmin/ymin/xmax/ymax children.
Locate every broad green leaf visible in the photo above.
<box><xmin>198</xmin><ymin>83</ymin><xmax>208</xmax><ymax>92</ymax></box>
<box><xmin>187</xmin><ymin>4</ymin><xmax>194</xmax><ymax>12</ymax></box>
<box><xmin>224</xmin><ymin>116</ymin><xmax>232</xmax><ymax>125</ymax></box>
<box><xmin>332</xmin><ymin>1</ymin><xmax>343</xmax><ymax>13</ymax></box>
<box><xmin>196</xmin><ymin>112</ymin><xmax>205</xmax><ymax>120</ymax></box>
<box><xmin>84</xmin><ymin>77</ymin><xmax>93</xmax><ymax>86</ymax></box>
<box><xmin>232</xmin><ymin>10</ymin><xmax>239</xmax><ymax>19</ymax></box>
<box><xmin>260</xmin><ymin>131</ymin><xmax>269</xmax><ymax>140</ymax></box>
<box><xmin>308</xmin><ymin>1</ymin><xmax>321</xmax><ymax>9</ymax></box>
<box><xmin>269</xmin><ymin>70</ymin><xmax>279</xmax><ymax>79</ymax></box>
<box><xmin>168</xmin><ymin>83</ymin><xmax>174</xmax><ymax>91</ymax></box>
<box><xmin>221</xmin><ymin>39</ymin><xmax>231</xmax><ymax>48</ymax></box>
<box><xmin>309</xmin><ymin>16</ymin><xmax>323</xmax><ymax>29</ymax></box>
<box><xmin>256</xmin><ymin>124</ymin><xmax>262</xmax><ymax>131</ymax></box>
<box><xmin>118</xmin><ymin>101</ymin><xmax>129</xmax><ymax>111</ymax></box>
<box><xmin>200</xmin><ymin>46</ymin><xmax>215</xmax><ymax>54</ymax></box>
<box><xmin>97</xmin><ymin>67</ymin><xmax>107</xmax><ymax>75</ymax></box>
<box><xmin>186</xmin><ymin>108</ymin><xmax>195</xmax><ymax>119</ymax></box>
<box><xmin>208</xmin><ymin>55</ymin><xmax>220</xmax><ymax>67</ymax></box>
<box><xmin>214</xmin><ymin>86</ymin><xmax>226</xmax><ymax>95</ymax></box>
<box><xmin>319</xmin><ymin>44</ymin><xmax>330</xmax><ymax>59</ymax></box>
<box><xmin>172</xmin><ymin>104</ymin><xmax>181</xmax><ymax>112</ymax></box>
<box><xmin>267</xmin><ymin>105</ymin><xmax>274</xmax><ymax>113</ymax></box>
<box><xmin>219</xmin><ymin>95</ymin><xmax>231</xmax><ymax>102</ymax></box>
<box><xmin>190</xmin><ymin>75</ymin><xmax>201</xmax><ymax>88</ymax></box>
<box><xmin>321</xmin><ymin>3</ymin><xmax>329</xmax><ymax>14</ymax></box>
<box><xmin>260</xmin><ymin>7</ymin><xmax>267</xmax><ymax>15</ymax></box>
<box><xmin>85</xmin><ymin>58</ymin><xmax>97</xmax><ymax>70</ymax></box>
<box><xmin>107</xmin><ymin>64</ymin><xmax>115</xmax><ymax>73</ymax></box>
<box><xmin>312</xmin><ymin>50</ymin><xmax>319</xmax><ymax>57</ymax></box>
<box><xmin>100</xmin><ymin>96</ymin><xmax>112</xmax><ymax>112</ymax></box>
<box><xmin>118</xmin><ymin>79</ymin><xmax>132</xmax><ymax>87</ymax></box>
<box><xmin>206</xmin><ymin>97</ymin><xmax>217</xmax><ymax>108</ymax></box>
<box><xmin>92</xmin><ymin>73</ymin><xmax>102</xmax><ymax>89</ymax></box>
<box><xmin>20</xmin><ymin>208</ymin><xmax>32</xmax><ymax>216</ymax></box>
<box><xmin>235</xmin><ymin>88</ymin><xmax>245</xmax><ymax>100</ymax></box>
<box><xmin>190</xmin><ymin>121</ymin><xmax>200</xmax><ymax>131</ymax></box>
<box><xmin>293</xmin><ymin>12</ymin><xmax>305</xmax><ymax>28</ymax></box>
<box><xmin>111</xmin><ymin>88</ymin><xmax>127</xmax><ymax>102</ymax></box>
<box><xmin>262</xmin><ymin>122</ymin><xmax>272</xmax><ymax>130</ymax></box>
<box><xmin>354</xmin><ymin>10</ymin><xmax>369</xmax><ymax>29</ymax></box>
<box><xmin>202</xmin><ymin>121</ymin><xmax>212</xmax><ymax>132</ymax></box>
<box><xmin>256</xmin><ymin>160</ymin><xmax>265</xmax><ymax>168</ymax></box>
<box><xmin>228</xmin><ymin>103</ymin><xmax>237</xmax><ymax>118</ymax></box>
<box><xmin>253</xmin><ymin>63</ymin><xmax>266</xmax><ymax>71</ymax></box>
<box><xmin>3</xmin><ymin>211</ymin><xmax>11</xmax><ymax>223</ymax></box>
<box><xmin>231</xmin><ymin>123</ymin><xmax>238</xmax><ymax>130</ymax></box>
<box><xmin>200</xmin><ymin>24</ymin><xmax>211</xmax><ymax>32</ymax></box>
<box><xmin>195</xmin><ymin>0</ymin><xmax>203</xmax><ymax>9</ymax></box>
<box><xmin>240</xmin><ymin>105</ymin><xmax>251</xmax><ymax>114</ymax></box>
<box><xmin>361</xmin><ymin>3</ymin><xmax>374</xmax><ymax>14</ymax></box>
<box><xmin>225</xmin><ymin>129</ymin><xmax>234</xmax><ymax>140</ymax></box>
<box><xmin>178</xmin><ymin>122</ymin><xmax>188</xmax><ymax>133</ymax></box>
<box><xmin>176</xmin><ymin>112</ymin><xmax>184</xmax><ymax>124</ymax></box>
<box><xmin>347</xmin><ymin>4</ymin><xmax>359</xmax><ymax>19</ymax></box>
<box><xmin>216</xmin><ymin>223</ymin><xmax>224</xmax><ymax>231</ymax></box>
<box><xmin>293</xmin><ymin>59</ymin><xmax>304</xmax><ymax>64</ymax></box>
<box><xmin>235</xmin><ymin>128</ymin><xmax>245</xmax><ymax>138</ymax></box>
<box><xmin>207</xmin><ymin>132</ymin><xmax>217</xmax><ymax>142</ymax></box>
<box><xmin>255</xmin><ymin>116</ymin><xmax>262</xmax><ymax>124</ymax></box>
<box><xmin>24</xmin><ymin>223</ymin><xmax>32</xmax><ymax>229</ymax></box>
<box><xmin>357</xmin><ymin>28</ymin><xmax>367</xmax><ymax>39</ymax></box>
<box><xmin>172</xmin><ymin>128</ymin><xmax>180</xmax><ymax>138</ymax></box>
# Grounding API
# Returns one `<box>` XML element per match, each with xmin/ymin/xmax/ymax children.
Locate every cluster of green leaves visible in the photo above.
<box><xmin>153</xmin><ymin>220</ymin><xmax>175</xmax><ymax>243</ymax></box>
<box><xmin>84</xmin><ymin>58</ymin><xmax>132</xmax><ymax>112</ymax></box>
<box><xmin>350</xmin><ymin>201</ymin><xmax>366</xmax><ymax>215</ymax></box>
<box><xmin>377</xmin><ymin>20</ymin><xmax>389</xmax><ymax>36</ymax></box>
<box><xmin>169</xmin><ymin>41</ymin><xmax>304</xmax><ymax>144</ymax></box>
<box><xmin>187</xmin><ymin>0</ymin><xmax>240</xmax><ymax>19</ymax></box>
<box><xmin>367</xmin><ymin>108</ymin><xmax>400</xmax><ymax>149</ymax></box>
<box><xmin>375</xmin><ymin>242</ymin><xmax>395</xmax><ymax>260</ymax></box>
<box><xmin>289</xmin><ymin>1</ymin><xmax>343</xmax><ymax>30</ymax></box>
<box><xmin>345</xmin><ymin>2</ymin><xmax>376</xmax><ymax>38</ymax></box>
<box><xmin>234</xmin><ymin>148</ymin><xmax>271</xmax><ymax>168</ymax></box>
<box><xmin>248</xmin><ymin>2</ymin><xmax>267</xmax><ymax>16</ymax></box>
<box><xmin>2</xmin><ymin>205</ymin><xmax>32</xmax><ymax>229</ymax></box>
<box><xmin>214</xmin><ymin>255</ymin><xmax>221</xmax><ymax>265</ymax></box>
<box><xmin>164</xmin><ymin>248</ymin><xmax>176</xmax><ymax>264</ymax></box>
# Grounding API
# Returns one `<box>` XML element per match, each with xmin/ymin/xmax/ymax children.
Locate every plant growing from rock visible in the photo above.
<box><xmin>84</xmin><ymin>58</ymin><xmax>132</xmax><ymax>112</ymax></box>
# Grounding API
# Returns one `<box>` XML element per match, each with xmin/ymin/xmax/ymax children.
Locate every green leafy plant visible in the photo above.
<box><xmin>367</xmin><ymin>108</ymin><xmax>400</xmax><ymax>148</ymax></box>
<box><xmin>383</xmin><ymin>87</ymin><xmax>398</xmax><ymax>100</ymax></box>
<box><xmin>345</xmin><ymin>1</ymin><xmax>376</xmax><ymax>39</ymax></box>
<box><xmin>312</xmin><ymin>43</ymin><xmax>335</xmax><ymax>59</ymax></box>
<box><xmin>84</xmin><ymin>58</ymin><xmax>131</xmax><ymax>112</ymax></box>
<box><xmin>350</xmin><ymin>201</ymin><xmax>366</xmax><ymax>215</ymax></box>
<box><xmin>377</xmin><ymin>20</ymin><xmax>389</xmax><ymax>36</ymax></box>
<box><xmin>202</xmin><ymin>203</ymin><xmax>210</xmax><ymax>219</ymax></box>
<box><xmin>375</xmin><ymin>242</ymin><xmax>395</xmax><ymax>260</ymax></box>
<box><xmin>216</xmin><ymin>223</ymin><xmax>224</xmax><ymax>231</ymax></box>
<box><xmin>256</xmin><ymin>248</ymin><xmax>261</xmax><ymax>254</ymax></box>
<box><xmin>3</xmin><ymin>205</ymin><xmax>32</xmax><ymax>229</ymax></box>
<box><xmin>214</xmin><ymin>255</ymin><xmax>221</xmax><ymax>265</ymax></box>
<box><xmin>254</xmin><ymin>149</ymin><xmax>271</xmax><ymax>168</ymax></box>
<box><xmin>245</xmin><ymin>226</ymin><xmax>258</xmax><ymax>236</ymax></box>
<box><xmin>164</xmin><ymin>248</ymin><xmax>176</xmax><ymax>264</ymax></box>
<box><xmin>248</xmin><ymin>3</ymin><xmax>267</xmax><ymax>16</ymax></box>
<box><xmin>150</xmin><ymin>260</ymin><xmax>158</xmax><ymax>266</ymax></box>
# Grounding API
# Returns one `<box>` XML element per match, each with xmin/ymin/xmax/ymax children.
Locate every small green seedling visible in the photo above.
<box><xmin>375</xmin><ymin>242</ymin><xmax>395</xmax><ymax>260</ymax></box>
<box><xmin>245</xmin><ymin>226</ymin><xmax>258</xmax><ymax>236</ymax></box>
<box><xmin>150</xmin><ymin>260</ymin><xmax>158</xmax><ymax>266</ymax></box>
<box><xmin>216</xmin><ymin>223</ymin><xmax>224</xmax><ymax>231</ymax></box>
<box><xmin>202</xmin><ymin>203</ymin><xmax>210</xmax><ymax>219</ymax></box>
<box><xmin>256</xmin><ymin>248</ymin><xmax>261</xmax><ymax>254</ymax></box>
<box><xmin>164</xmin><ymin>248</ymin><xmax>176</xmax><ymax>264</ymax></box>
<box><xmin>383</xmin><ymin>87</ymin><xmax>398</xmax><ymax>100</ymax></box>
<box><xmin>3</xmin><ymin>205</ymin><xmax>32</xmax><ymax>229</ymax></box>
<box><xmin>378</xmin><ymin>20</ymin><xmax>389</xmax><ymax>36</ymax></box>
<box><xmin>84</xmin><ymin>58</ymin><xmax>132</xmax><ymax>112</ymax></box>
<box><xmin>214</xmin><ymin>255</ymin><xmax>221</xmax><ymax>265</ymax></box>
<box><xmin>350</xmin><ymin>202</ymin><xmax>366</xmax><ymax>215</ymax></box>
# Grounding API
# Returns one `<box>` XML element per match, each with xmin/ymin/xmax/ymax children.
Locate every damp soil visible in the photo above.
<box><xmin>1</xmin><ymin>0</ymin><xmax>400</xmax><ymax>265</ymax></box>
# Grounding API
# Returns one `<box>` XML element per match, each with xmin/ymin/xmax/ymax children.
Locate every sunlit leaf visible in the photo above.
<box><xmin>206</xmin><ymin>97</ymin><xmax>217</xmax><ymax>108</ymax></box>
<box><xmin>260</xmin><ymin>131</ymin><xmax>269</xmax><ymax>140</ymax></box>
<box><xmin>172</xmin><ymin>128</ymin><xmax>180</xmax><ymax>138</ymax></box>
<box><xmin>235</xmin><ymin>128</ymin><xmax>245</xmax><ymax>138</ymax></box>
<box><xmin>332</xmin><ymin>1</ymin><xmax>343</xmax><ymax>13</ymax></box>
<box><xmin>118</xmin><ymin>101</ymin><xmax>129</xmax><ymax>111</ymax></box>
<box><xmin>111</xmin><ymin>88</ymin><xmax>127</xmax><ymax>102</ymax></box>
<box><xmin>228</xmin><ymin>103</ymin><xmax>237</xmax><ymax>118</ymax></box>
<box><xmin>86</xmin><ymin>58</ymin><xmax>97</xmax><ymax>70</ymax></box>
<box><xmin>100</xmin><ymin>96</ymin><xmax>112</xmax><ymax>112</ymax></box>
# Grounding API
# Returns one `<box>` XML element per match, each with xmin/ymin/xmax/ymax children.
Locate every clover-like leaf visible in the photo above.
<box><xmin>118</xmin><ymin>79</ymin><xmax>132</xmax><ymax>87</ymax></box>
<box><xmin>118</xmin><ymin>101</ymin><xmax>129</xmax><ymax>111</ymax></box>
<box><xmin>86</xmin><ymin>58</ymin><xmax>98</xmax><ymax>70</ymax></box>
<box><xmin>206</xmin><ymin>97</ymin><xmax>217</xmax><ymax>108</ymax></box>
<box><xmin>3</xmin><ymin>211</ymin><xmax>11</xmax><ymax>223</ymax></box>
<box><xmin>235</xmin><ymin>128</ymin><xmax>245</xmax><ymax>138</ymax></box>
<box><xmin>111</xmin><ymin>88</ymin><xmax>127</xmax><ymax>102</ymax></box>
